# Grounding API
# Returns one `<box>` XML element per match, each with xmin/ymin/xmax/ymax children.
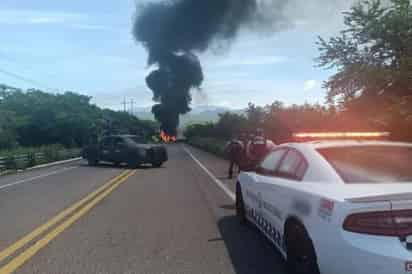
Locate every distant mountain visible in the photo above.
<box><xmin>188</xmin><ymin>105</ymin><xmax>230</xmax><ymax>114</ymax></box>
<box><xmin>134</xmin><ymin>105</ymin><xmax>243</xmax><ymax>128</ymax></box>
<box><xmin>134</xmin><ymin>107</ymin><xmax>155</xmax><ymax>121</ymax></box>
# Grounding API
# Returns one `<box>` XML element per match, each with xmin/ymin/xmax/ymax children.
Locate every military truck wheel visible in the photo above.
<box><xmin>152</xmin><ymin>161</ymin><xmax>163</xmax><ymax>168</ymax></box>
<box><xmin>87</xmin><ymin>158</ymin><xmax>99</xmax><ymax>166</ymax></box>
<box><xmin>127</xmin><ymin>159</ymin><xmax>140</xmax><ymax>169</ymax></box>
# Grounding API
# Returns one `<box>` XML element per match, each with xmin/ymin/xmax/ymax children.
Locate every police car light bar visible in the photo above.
<box><xmin>293</xmin><ymin>132</ymin><xmax>390</xmax><ymax>139</ymax></box>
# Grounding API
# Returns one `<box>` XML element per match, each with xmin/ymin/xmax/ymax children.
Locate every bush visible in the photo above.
<box><xmin>43</xmin><ymin>144</ymin><xmax>64</xmax><ymax>162</ymax></box>
<box><xmin>0</xmin><ymin>144</ymin><xmax>81</xmax><ymax>171</ymax></box>
<box><xmin>27</xmin><ymin>152</ymin><xmax>36</xmax><ymax>167</ymax></box>
<box><xmin>5</xmin><ymin>155</ymin><xmax>17</xmax><ymax>170</ymax></box>
<box><xmin>186</xmin><ymin>137</ymin><xmax>227</xmax><ymax>158</ymax></box>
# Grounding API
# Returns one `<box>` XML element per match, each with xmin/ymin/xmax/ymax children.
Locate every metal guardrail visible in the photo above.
<box><xmin>0</xmin><ymin>149</ymin><xmax>81</xmax><ymax>172</ymax></box>
<box><xmin>0</xmin><ymin>157</ymin><xmax>5</xmax><ymax>171</ymax></box>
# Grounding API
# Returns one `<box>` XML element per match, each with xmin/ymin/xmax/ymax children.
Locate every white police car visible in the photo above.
<box><xmin>236</xmin><ymin>135</ymin><xmax>412</xmax><ymax>274</ymax></box>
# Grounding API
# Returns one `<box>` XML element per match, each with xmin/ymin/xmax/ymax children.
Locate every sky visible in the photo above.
<box><xmin>0</xmin><ymin>0</ymin><xmax>356</xmax><ymax>110</ymax></box>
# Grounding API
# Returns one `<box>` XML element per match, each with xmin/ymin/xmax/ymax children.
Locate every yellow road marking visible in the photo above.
<box><xmin>0</xmin><ymin>169</ymin><xmax>131</xmax><ymax>263</ymax></box>
<box><xmin>0</xmin><ymin>169</ymin><xmax>136</xmax><ymax>274</ymax></box>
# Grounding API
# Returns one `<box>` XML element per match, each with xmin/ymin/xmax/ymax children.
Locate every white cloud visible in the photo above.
<box><xmin>303</xmin><ymin>80</ymin><xmax>318</xmax><ymax>91</ymax></box>
<box><xmin>0</xmin><ymin>9</ymin><xmax>81</xmax><ymax>25</ymax></box>
<box><xmin>70</xmin><ymin>24</ymin><xmax>112</xmax><ymax>31</ymax></box>
<box><xmin>0</xmin><ymin>9</ymin><xmax>112</xmax><ymax>31</ymax></box>
<box><xmin>201</xmin><ymin>77</ymin><xmax>326</xmax><ymax>109</ymax></box>
<box><xmin>27</xmin><ymin>17</ymin><xmax>64</xmax><ymax>24</ymax></box>
<box><xmin>205</xmin><ymin>55</ymin><xmax>288</xmax><ymax>68</ymax></box>
<box><xmin>237</xmin><ymin>56</ymin><xmax>288</xmax><ymax>66</ymax></box>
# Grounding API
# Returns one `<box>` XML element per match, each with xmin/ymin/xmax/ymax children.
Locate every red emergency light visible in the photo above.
<box><xmin>293</xmin><ymin>132</ymin><xmax>390</xmax><ymax>141</ymax></box>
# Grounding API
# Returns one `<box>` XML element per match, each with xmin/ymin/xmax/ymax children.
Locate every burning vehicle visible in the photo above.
<box><xmin>159</xmin><ymin>130</ymin><xmax>177</xmax><ymax>143</ymax></box>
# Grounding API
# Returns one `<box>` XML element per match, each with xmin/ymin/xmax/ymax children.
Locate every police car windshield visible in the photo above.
<box><xmin>317</xmin><ymin>146</ymin><xmax>412</xmax><ymax>183</ymax></box>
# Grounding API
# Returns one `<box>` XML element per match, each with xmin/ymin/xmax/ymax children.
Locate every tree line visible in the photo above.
<box><xmin>0</xmin><ymin>84</ymin><xmax>158</xmax><ymax>150</ymax></box>
<box><xmin>185</xmin><ymin>102</ymin><xmax>380</xmax><ymax>143</ymax></box>
<box><xmin>186</xmin><ymin>0</ymin><xmax>412</xmax><ymax>143</ymax></box>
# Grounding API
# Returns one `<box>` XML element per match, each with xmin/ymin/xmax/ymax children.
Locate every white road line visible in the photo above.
<box><xmin>183</xmin><ymin>146</ymin><xmax>236</xmax><ymax>201</ymax></box>
<box><xmin>26</xmin><ymin>157</ymin><xmax>82</xmax><ymax>171</ymax></box>
<box><xmin>0</xmin><ymin>166</ymin><xmax>78</xmax><ymax>191</ymax></box>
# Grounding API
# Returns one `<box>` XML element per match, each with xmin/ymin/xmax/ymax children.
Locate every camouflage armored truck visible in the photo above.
<box><xmin>82</xmin><ymin>135</ymin><xmax>168</xmax><ymax>168</ymax></box>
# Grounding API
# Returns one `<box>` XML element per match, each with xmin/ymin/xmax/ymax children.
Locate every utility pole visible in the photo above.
<box><xmin>130</xmin><ymin>99</ymin><xmax>134</xmax><ymax>115</ymax></box>
<box><xmin>122</xmin><ymin>98</ymin><xmax>127</xmax><ymax>112</ymax></box>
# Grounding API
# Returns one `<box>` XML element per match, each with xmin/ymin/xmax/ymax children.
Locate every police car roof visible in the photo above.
<box><xmin>282</xmin><ymin>140</ymin><xmax>412</xmax><ymax>150</ymax></box>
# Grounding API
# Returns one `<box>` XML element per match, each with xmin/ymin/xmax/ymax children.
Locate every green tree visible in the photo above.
<box><xmin>245</xmin><ymin>103</ymin><xmax>265</xmax><ymax>130</ymax></box>
<box><xmin>184</xmin><ymin>123</ymin><xmax>216</xmax><ymax>139</ymax></box>
<box><xmin>214</xmin><ymin>112</ymin><xmax>247</xmax><ymax>139</ymax></box>
<box><xmin>317</xmin><ymin>0</ymin><xmax>412</xmax><ymax>139</ymax></box>
<box><xmin>184</xmin><ymin>101</ymin><xmax>346</xmax><ymax>143</ymax></box>
<box><xmin>0</xmin><ymin>84</ymin><xmax>158</xmax><ymax>148</ymax></box>
<box><xmin>317</xmin><ymin>0</ymin><xmax>412</xmax><ymax>103</ymax></box>
<box><xmin>0</xmin><ymin>110</ymin><xmax>18</xmax><ymax>149</ymax></box>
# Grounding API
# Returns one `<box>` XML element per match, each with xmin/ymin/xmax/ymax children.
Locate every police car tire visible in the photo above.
<box><xmin>285</xmin><ymin>222</ymin><xmax>320</xmax><ymax>274</ymax></box>
<box><xmin>236</xmin><ymin>183</ymin><xmax>247</xmax><ymax>225</ymax></box>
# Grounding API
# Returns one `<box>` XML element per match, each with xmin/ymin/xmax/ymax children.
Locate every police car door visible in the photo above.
<box><xmin>252</xmin><ymin>148</ymin><xmax>288</xmax><ymax>246</ymax></box>
<box><xmin>259</xmin><ymin>148</ymin><xmax>309</xmax><ymax>252</ymax></box>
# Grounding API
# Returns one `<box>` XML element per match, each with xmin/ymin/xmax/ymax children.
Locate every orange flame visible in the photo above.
<box><xmin>160</xmin><ymin>131</ymin><xmax>177</xmax><ymax>143</ymax></box>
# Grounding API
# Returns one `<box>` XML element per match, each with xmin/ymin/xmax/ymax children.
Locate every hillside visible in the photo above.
<box><xmin>134</xmin><ymin>105</ymin><xmax>244</xmax><ymax>128</ymax></box>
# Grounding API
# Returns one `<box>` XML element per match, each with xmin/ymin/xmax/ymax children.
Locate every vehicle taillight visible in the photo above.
<box><xmin>343</xmin><ymin>210</ymin><xmax>412</xmax><ymax>237</ymax></box>
<box><xmin>393</xmin><ymin>211</ymin><xmax>412</xmax><ymax>237</ymax></box>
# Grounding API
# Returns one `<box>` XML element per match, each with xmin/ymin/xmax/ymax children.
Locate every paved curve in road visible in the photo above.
<box><xmin>0</xmin><ymin>144</ymin><xmax>287</xmax><ymax>274</ymax></box>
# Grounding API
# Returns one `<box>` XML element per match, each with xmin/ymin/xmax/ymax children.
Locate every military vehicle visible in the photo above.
<box><xmin>82</xmin><ymin>135</ymin><xmax>168</xmax><ymax>168</ymax></box>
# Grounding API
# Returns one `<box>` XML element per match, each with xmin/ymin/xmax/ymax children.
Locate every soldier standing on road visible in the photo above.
<box><xmin>247</xmin><ymin>128</ymin><xmax>276</xmax><ymax>166</ymax></box>
<box><xmin>225</xmin><ymin>136</ymin><xmax>244</xmax><ymax>179</ymax></box>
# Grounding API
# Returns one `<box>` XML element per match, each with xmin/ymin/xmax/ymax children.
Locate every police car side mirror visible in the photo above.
<box><xmin>254</xmin><ymin>165</ymin><xmax>264</xmax><ymax>174</ymax></box>
<box><xmin>242</xmin><ymin>164</ymin><xmax>259</xmax><ymax>173</ymax></box>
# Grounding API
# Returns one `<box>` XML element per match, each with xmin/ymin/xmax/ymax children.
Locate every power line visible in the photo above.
<box><xmin>0</xmin><ymin>57</ymin><xmax>59</xmax><ymax>80</ymax></box>
<box><xmin>0</xmin><ymin>49</ymin><xmax>62</xmax><ymax>84</ymax></box>
<box><xmin>120</xmin><ymin>98</ymin><xmax>137</xmax><ymax>114</ymax></box>
<box><xmin>0</xmin><ymin>67</ymin><xmax>57</xmax><ymax>92</ymax></box>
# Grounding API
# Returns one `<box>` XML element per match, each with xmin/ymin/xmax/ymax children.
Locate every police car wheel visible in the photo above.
<box><xmin>286</xmin><ymin>223</ymin><xmax>320</xmax><ymax>274</ymax></box>
<box><xmin>236</xmin><ymin>183</ymin><xmax>247</xmax><ymax>224</ymax></box>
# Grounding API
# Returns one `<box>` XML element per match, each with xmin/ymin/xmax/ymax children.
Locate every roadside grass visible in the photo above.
<box><xmin>0</xmin><ymin>145</ymin><xmax>81</xmax><ymax>173</ymax></box>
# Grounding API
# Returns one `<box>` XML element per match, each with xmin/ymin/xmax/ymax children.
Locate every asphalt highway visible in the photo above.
<box><xmin>0</xmin><ymin>144</ymin><xmax>287</xmax><ymax>274</ymax></box>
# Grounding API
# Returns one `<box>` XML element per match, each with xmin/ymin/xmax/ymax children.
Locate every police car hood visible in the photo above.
<box><xmin>293</xmin><ymin>183</ymin><xmax>412</xmax><ymax>203</ymax></box>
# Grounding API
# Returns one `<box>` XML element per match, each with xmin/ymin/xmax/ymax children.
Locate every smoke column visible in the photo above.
<box><xmin>132</xmin><ymin>0</ymin><xmax>352</xmax><ymax>135</ymax></box>
<box><xmin>133</xmin><ymin>0</ymin><xmax>271</xmax><ymax>136</ymax></box>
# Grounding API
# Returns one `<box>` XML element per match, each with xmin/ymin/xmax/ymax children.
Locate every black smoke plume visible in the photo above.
<box><xmin>133</xmin><ymin>0</ymin><xmax>278</xmax><ymax>136</ymax></box>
